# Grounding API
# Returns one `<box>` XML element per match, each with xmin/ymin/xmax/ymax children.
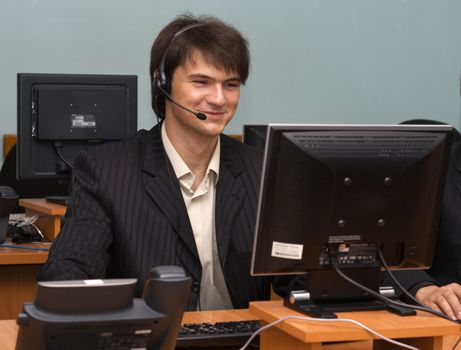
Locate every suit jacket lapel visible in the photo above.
<box><xmin>215</xmin><ymin>137</ymin><xmax>247</xmax><ymax>265</ymax></box>
<box><xmin>142</xmin><ymin>126</ymin><xmax>200</xmax><ymax>276</ymax></box>
<box><xmin>453</xmin><ymin>141</ymin><xmax>461</xmax><ymax>194</ymax></box>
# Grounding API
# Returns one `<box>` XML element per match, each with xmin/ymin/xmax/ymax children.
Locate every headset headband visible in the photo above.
<box><xmin>157</xmin><ymin>22</ymin><xmax>206</xmax><ymax>86</ymax></box>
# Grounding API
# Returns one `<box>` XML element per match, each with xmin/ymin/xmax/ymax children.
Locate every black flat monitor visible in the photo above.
<box><xmin>242</xmin><ymin>124</ymin><xmax>267</xmax><ymax>150</ymax></box>
<box><xmin>17</xmin><ymin>73</ymin><xmax>137</xmax><ymax>204</ymax></box>
<box><xmin>16</xmin><ymin>266</ymin><xmax>191</xmax><ymax>350</ymax></box>
<box><xmin>251</xmin><ymin>124</ymin><xmax>451</xmax><ymax>316</ymax></box>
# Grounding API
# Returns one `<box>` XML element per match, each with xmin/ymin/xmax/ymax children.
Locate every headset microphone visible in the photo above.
<box><xmin>171</xmin><ymin>100</ymin><xmax>207</xmax><ymax>121</ymax></box>
<box><xmin>194</xmin><ymin>111</ymin><xmax>208</xmax><ymax>121</ymax></box>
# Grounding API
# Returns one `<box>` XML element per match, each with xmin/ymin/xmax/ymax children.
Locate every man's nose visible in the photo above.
<box><xmin>206</xmin><ymin>84</ymin><xmax>225</xmax><ymax>105</ymax></box>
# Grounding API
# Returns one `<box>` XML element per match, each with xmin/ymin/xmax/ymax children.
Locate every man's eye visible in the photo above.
<box><xmin>226</xmin><ymin>82</ymin><xmax>241</xmax><ymax>89</ymax></box>
<box><xmin>193</xmin><ymin>80</ymin><xmax>207</xmax><ymax>85</ymax></box>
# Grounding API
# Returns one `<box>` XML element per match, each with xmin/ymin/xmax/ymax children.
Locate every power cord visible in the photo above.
<box><xmin>53</xmin><ymin>141</ymin><xmax>73</xmax><ymax>169</ymax></box>
<box><xmin>0</xmin><ymin>244</ymin><xmax>50</xmax><ymax>251</ymax></box>
<box><xmin>333</xmin><ymin>267</ymin><xmax>451</xmax><ymax>321</ymax></box>
<box><xmin>377</xmin><ymin>248</ymin><xmax>425</xmax><ymax>307</ymax></box>
<box><xmin>334</xmin><ymin>248</ymin><xmax>461</xmax><ymax>350</ymax></box>
<box><xmin>377</xmin><ymin>247</ymin><xmax>461</xmax><ymax>350</ymax></box>
<box><xmin>239</xmin><ymin>314</ymin><xmax>420</xmax><ymax>350</ymax></box>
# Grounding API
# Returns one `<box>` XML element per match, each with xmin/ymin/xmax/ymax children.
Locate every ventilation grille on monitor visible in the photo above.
<box><xmin>289</xmin><ymin>132</ymin><xmax>444</xmax><ymax>159</ymax></box>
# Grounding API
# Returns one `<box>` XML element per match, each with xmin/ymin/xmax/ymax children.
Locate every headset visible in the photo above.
<box><xmin>153</xmin><ymin>22</ymin><xmax>208</xmax><ymax>121</ymax></box>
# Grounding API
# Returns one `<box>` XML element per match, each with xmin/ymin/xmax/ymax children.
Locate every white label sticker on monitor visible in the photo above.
<box><xmin>71</xmin><ymin>114</ymin><xmax>96</xmax><ymax>128</ymax></box>
<box><xmin>271</xmin><ymin>241</ymin><xmax>303</xmax><ymax>260</ymax></box>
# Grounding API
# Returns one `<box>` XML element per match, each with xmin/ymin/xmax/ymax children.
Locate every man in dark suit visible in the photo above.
<box><xmin>392</xmin><ymin>119</ymin><xmax>461</xmax><ymax>320</ymax></box>
<box><xmin>411</xmin><ymin>125</ymin><xmax>461</xmax><ymax>320</ymax></box>
<box><xmin>39</xmin><ymin>14</ymin><xmax>270</xmax><ymax>311</ymax></box>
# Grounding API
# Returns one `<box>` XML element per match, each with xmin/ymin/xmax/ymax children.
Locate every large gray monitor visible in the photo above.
<box><xmin>251</xmin><ymin>124</ymin><xmax>451</xmax><ymax>316</ymax></box>
<box><xmin>17</xmin><ymin>73</ymin><xmax>137</xmax><ymax>204</ymax></box>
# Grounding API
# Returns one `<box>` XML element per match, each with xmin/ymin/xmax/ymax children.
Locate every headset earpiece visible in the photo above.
<box><xmin>153</xmin><ymin>70</ymin><xmax>170</xmax><ymax>96</ymax></box>
<box><xmin>154</xmin><ymin>56</ymin><xmax>171</xmax><ymax>95</ymax></box>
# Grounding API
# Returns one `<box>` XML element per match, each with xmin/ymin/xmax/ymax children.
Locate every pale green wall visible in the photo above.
<box><xmin>1</xmin><ymin>0</ymin><xmax>460</xmax><ymax>143</ymax></box>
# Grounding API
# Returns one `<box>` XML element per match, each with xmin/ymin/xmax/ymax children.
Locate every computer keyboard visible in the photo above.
<box><xmin>176</xmin><ymin>319</ymin><xmax>261</xmax><ymax>349</ymax></box>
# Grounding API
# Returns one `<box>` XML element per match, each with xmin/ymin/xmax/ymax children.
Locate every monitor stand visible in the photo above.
<box><xmin>45</xmin><ymin>169</ymin><xmax>73</xmax><ymax>206</ymax></box>
<box><xmin>45</xmin><ymin>196</ymin><xmax>69</xmax><ymax>206</ymax></box>
<box><xmin>284</xmin><ymin>268</ymin><xmax>416</xmax><ymax>318</ymax></box>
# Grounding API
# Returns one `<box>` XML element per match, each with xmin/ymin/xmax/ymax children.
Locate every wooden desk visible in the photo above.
<box><xmin>1</xmin><ymin>308</ymin><xmax>460</xmax><ymax>350</ymax></box>
<box><xmin>250</xmin><ymin>300</ymin><xmax>461</xmax><ymax>350</ymax></box>
<box><xmin>0</xmin><ymin>241</ymin><xmax>50</xmax><ymax>320</ymax></box>
<box><xmin>2</xmin><ymin>134</ymin><xmax>16</xmax><ymax>158</ymax></box>
<box><xmin>0</xmin><ymin>199</ymin><xmax>64</xmax><ymax>320</ymax></box>
<box><xmin>18</xmin><ymin>198</ymin><xmax>67</xmax><ymax>241</ymax></box>
<box><xmin>0</xmin><ymin>320</ymin><xmax>18</xmax><ymax>350</ymax></box>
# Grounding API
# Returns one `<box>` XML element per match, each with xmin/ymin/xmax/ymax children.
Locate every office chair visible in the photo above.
<box><xmin>400</xmin><ymin>118</ymin><xmax>461</xmax><ymax>141</ymax></box>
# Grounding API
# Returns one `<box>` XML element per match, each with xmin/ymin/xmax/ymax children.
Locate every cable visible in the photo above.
<box><xmin>378</xmin><ymin>260</ymin><xmax>461</xmax><ymax>347</ymax></box>
<box><xmin>239</xmin><ymin>252</ymin><xmax>457</xmax><ymax>349</ymax></box>
<box><xmin>377</xmin><ymin>248</ymin><xmax>424</xmax><ymax>307</ymax></box>
<box><xmin>333</xmin><ymin>267</ymin><xmax>452</xmax><ymax>322</ymax></box>
<box><xmin>0</xmin><ymin>244</ymin><xmax>50</xmax><ymax>251</ymax></box>
<box><xmin>53</xmin><ymin>141</ymin><xmax>73</xmax><ymax>169</ymax></box>
<box><xmin>238</xmin><ymin>314</ymin><xmax>420</xmax><ymax>350</ymax></box>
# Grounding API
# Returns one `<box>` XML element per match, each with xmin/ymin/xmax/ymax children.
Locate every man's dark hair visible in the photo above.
<box><xmin>149</xmin><ymin>13</ymin><xmax>250</xmax><ymax>119</ymax></box>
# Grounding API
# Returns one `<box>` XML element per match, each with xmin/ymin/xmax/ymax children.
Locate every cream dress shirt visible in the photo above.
<box><xmin>161</xmin><ymin>125</ymin><xmax>233</xmax><ymax>310</ymax></box>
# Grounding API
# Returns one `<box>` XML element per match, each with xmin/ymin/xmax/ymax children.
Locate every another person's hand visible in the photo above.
<box><xmin>416</xmin><ymin>283</ymin><xmax>461</xmax><ymax>320</ymax></box>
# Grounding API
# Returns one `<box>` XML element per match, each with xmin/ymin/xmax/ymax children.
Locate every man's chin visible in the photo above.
<box><xmin>199</xmin><ymin>121</ymin><xmax>228</xmax><ymax>136</ymax></box>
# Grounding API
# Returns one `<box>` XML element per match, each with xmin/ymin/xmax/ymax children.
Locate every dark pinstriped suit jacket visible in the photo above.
<box><xmin>39</xmin><ymin>124</ymin><xmax>271</xmax><ymax>310</ymax></box>
<box><xmin>384</xmin><ymin>132</ymin><xmax>461</xmax><ymax>296</ymax></box>
<box><xmin>428</xmin><ymin>137</ymin><xmax>461</xmax><ymax>284</ymax></box>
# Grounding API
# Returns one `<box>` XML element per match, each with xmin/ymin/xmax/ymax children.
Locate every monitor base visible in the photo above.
<box><xmin>284</xmin><ymin>296</ymin><xmax>416</xmax><ymax>319</ymax></box>
<box><xmin>45</xmin><ymin>196</ymin><xmax>69</xmax><ymax>206</ymax></box>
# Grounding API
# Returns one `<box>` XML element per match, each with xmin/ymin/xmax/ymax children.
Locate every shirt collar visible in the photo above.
<box><xmin>161</xmin><ymin>123</ymin><xmax>220</xmax><ymax>184</ymax></box>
